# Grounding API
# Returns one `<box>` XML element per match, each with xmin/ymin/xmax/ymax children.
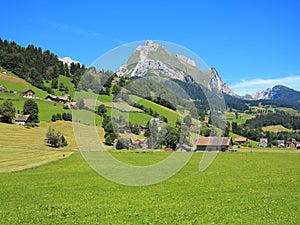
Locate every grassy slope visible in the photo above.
<box><xmin>106</xmin><ymin>107</ymin><xmax>153</xmax><ymax>126</ymax></box>
<box><xmin>129</xmin><ymin>95</ymin><xmax>180</xmax><ymax>125</ymax></box>
<box><xmin>262</xmin><ymin>125</ymin><xmax>292</xmax><ymax>133</ymax></box>
<box><xmin>0</xmin><ymin>151</ymin><xmax>299</xmax><ymax>224</ymax></box>
<box><xmin>43</xmin><ymin>75</ymin><xmax>76</xmax><ymax>98</ymax></box>
<box><xmin>226</xmin><ymin>112</ymin><xmax>254</xmax><ymax>124</ymax></box>
<box><xmin>0</xmin><ymin>147</ymin><xmax>73</xmax><ymax>173</ymax></box>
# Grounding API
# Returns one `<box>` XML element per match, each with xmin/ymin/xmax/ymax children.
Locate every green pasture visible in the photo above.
<box><xmin>0</xmin><ymin>151</ymin><xmax>299</xmax><ymax>224</ymax></box>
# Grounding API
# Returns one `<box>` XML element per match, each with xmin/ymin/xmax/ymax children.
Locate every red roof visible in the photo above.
<box><xmin>196</xmin><ymin>137</ymin><xmax>232</xmax><ymax>146</ymax></box>
<box><xmin>235</xmin><ymin>137</ymin><xmax>247</xmax><ymax>142</ymax></box>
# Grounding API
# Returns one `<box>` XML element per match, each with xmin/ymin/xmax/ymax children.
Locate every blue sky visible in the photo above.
<box><xmin>0</xmin><ymin>0</ymin><xmax>300</xmax><ymax>95</ymax></box>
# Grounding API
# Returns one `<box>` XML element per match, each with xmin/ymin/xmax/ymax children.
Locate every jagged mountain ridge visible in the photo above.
<box><xmin>116</xmin><ymin>40</ymin><xmax>236</xmax><ymax>96</ymax></box>
<box><xmin>252</xmin><ymin>85</ymin><xmax>300</xmax><ymax>102</ymax></box>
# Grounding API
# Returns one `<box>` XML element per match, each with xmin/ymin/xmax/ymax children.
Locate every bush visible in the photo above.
<box><xmin>46</xmin><ymin>126</ymin><xmax>68</xmax><ymax>148</ymax></box>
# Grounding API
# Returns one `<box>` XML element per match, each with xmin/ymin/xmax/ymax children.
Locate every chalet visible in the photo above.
<box><xmin>20</xmin><ymin>89</ymin><xmax>35</xmax><ymax>98</ymax></box>
<box><xmin>286</xmin><ymin>139</ymin><xmax>298</xmax><ymax>148</ymax></box>
<box><xmin>133</xmin><ymin>139</ymin><xmax>148</xmax><ymax>149</ymax></box>
<box><xmin>258</xmin><ymin>138</ymin><xmax>268</xmax><ymax>148</ymax></box>
<box><xmin>0</xmin><ymin>86</ymin><xmax>6</xmax><ymax>92</ymax></box>
<box><xmin>64</xmin><ymin>102</ymin><xmax>77</xmax><ymax>109</ymax></box>
<box><xmin>45</xmin><ymin>94</ymin><xmax>69</xmax><ymax>103</ymax></box>
<box><xmin>235</xmin><ymin>137</ymin><xmax>248</xmax><ymax>145</ymax></box>
<box><xmin>196</xmin><ymin>137</ymin><xmax>232</xmax><ymax>152</ymax></box>
<box><xmin>118</xmin><ymin>124</ymin><xmax>130</xmax><ymax>133</ymax></box>
<box><xmin>277</xmin><ymin>140</ymin><xmax>285</xmax><ymax>147</ymax></box>
<box><xmin>15</xmin><ymin>115</ymin><xmax>30</xmax><ymax>125</ymax></box>
<box><xmin>164</xmin><ymin>146</ymin><xmax>173</xmax><ymax>152</ymax></box>
<box><xmin>176</xmin><ymin>144</ymin><xmax>193</xmax><ymax>152</ymax></box>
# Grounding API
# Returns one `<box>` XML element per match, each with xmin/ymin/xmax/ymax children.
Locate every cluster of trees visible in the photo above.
<box><xmin>0</xmin><ymin>38</ymin><xmax>85</xmax><ymax>93</ymax></box>
<box><xmin>245</xmin><ymin>113</ymin><xmax>300</xmax><ymax>130</ymax></box>
<box><xmin>76</xmin><ymin>71</ymin><xmax>114</xmax><ymax>93</ymax></box>
<box><xmin>23</xmin><ymin>99</ymin><xmax>39</xmax><ymax>123</ymax></box>
<box><xmin>46</xmin><ymin>126</ymin><xmax>67</xmax><ymax>148</ymax></box>
<box><xmin>51</xmin><ymin>113</ymin><xmax>72</xmax><ymax>122</ymax></box>
<box><xmin>0</xmin><ymin>99</ymin><xmax>39</xmax><ymax>124</ymax></box>
<box><xmin>231</xmin><ymin>121</ymin><xmax>300</xmax><ymax>146</ymax></box>
<box><xmin>144</xmin><ymin>118</ymin><xmax>191</xmax><ymax>149</ymax></box>
<box><xmin>102</xmin><ymin>115</ymin><xmax>117</xmax><ymax>145</ymax></box>
<box><xmin>0</xmin><ymin>100</ymin><xmax>15</xmax><ymax>123</ymax></box>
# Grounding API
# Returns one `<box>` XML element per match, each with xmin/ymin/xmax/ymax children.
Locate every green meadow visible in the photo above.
<box><xmin>0</xmin><ymin>151</ymin><xmax>299</xmax><ymax>224</ymax></box>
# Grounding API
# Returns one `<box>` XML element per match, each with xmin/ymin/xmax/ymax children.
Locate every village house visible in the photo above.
<box><xmin>64</xmin><ymin>102</ymin><xmax>77</xmax><ymax>109</ymax></box>
<box><xmin>277</xmin><ymin>140</ymin><xmax>285</xmax><ymax>147</ymax></box>
<box><xmin>0</xmin><ymin>86</ymin><xmax>6</xmax><ymax>92</ymax></box>
<box><xmin>258</xmin><ymin>138</ymin><xmax>268</xmax><ymax>148</ymax></box>
<box><xmin>235</xmin><ymin>137</ymin><xmax>248</xmax><ymax>145</ymax></box>
<box><xmin>20</xmin><ymin>89</ymin><xmax>35</xmax><ymax>98</ymax></box>
<box><xmin>2</xmin><ymin>70</ymin><xmax>8</xmax><ymax>75</ymax></box>
<box><xmin>286</xmin><ymin>139</ymin><xmax>298</xmax><ymax>148</ymax></box>
<box><xmin>164</xmin><ymin>146</ymin><xmax>173</xmax><ymax>152</ymax></box>
<box><xmin>196</xmin><ymin>137</ymin><xmax>232</xmax><ymax>152</ymax></box>
<box><xmin>118</xmin><ymin>124</ymin><xmax>130</xmax><ymax>133</ymax></box>
<box><xmin>131</xmin><ymin>139</ymin><xmax>148</xmax><ymax>149</ymax></box>
<box><xmin>45</xmin><ymin>94</ymin><xmax>69</xmax><ymax>103</ymax></box>
<box><xmin>139</xmin><ymin>125</ymin><xmax>146</xmax><ymax>134</ymax></box>
<box><xmin>176</xmin><ymin>144</ymin><xmax>193</xmax><ymax>152</ymax></box>
<box><xmin>15</xmin><ymin>115</ymin><xmax>30</xmax><ymax>125</ymax></box>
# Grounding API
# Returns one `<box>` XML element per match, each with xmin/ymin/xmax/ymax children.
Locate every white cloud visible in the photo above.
<box><xmin>230</xmin><ymin>76</ymin><xmax>300</xmax><ymax>96</ymax></box>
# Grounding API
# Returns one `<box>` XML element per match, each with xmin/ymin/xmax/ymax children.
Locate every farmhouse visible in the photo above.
<box><xmin>2</xmin><ymin>70</ymin><xmax>8</xmax><ymax>75</ymax></box>
<box><xmin>45</xmin><ymin>94</ymin><xmax>69</xmax><ymax>102</ymax></box>
<box><xmin>235</xmin><ymin>137</ymin><xmax>248</xmax><ymax>145</ymax></box>
<box><xmin>196</xmin><ymin>137</ymin><xmax>232</xmax><ymax>152</ymax></box>
<box><xmin>15</xmin><ymin>115</ymin><xmax>30</xmax><ymax>125</ymax></box>
<box><xmin>0</xmin><ymin>86</ymin><xmax>6</xmax><ymax>92</ymax></box>
<box><xmin>277</xmin><ymin>140</ymin><xmax>285</xmax><ymax>147</ymax></box>
<box><xmin>64</xmin><ymin>102</ymin><xmax>77</xmax><ymax>109</ymax></box>
<box><xmin>20</xmin><ymin>89</ymin><xmax>35</xmax><ymax>98</ymax></box>
<box><xmin>286</xmin><ymin>139</ymin><xmax>298</xmax><ymax>148</ymax></box>
<box><xmin>176</xmin><ymin>144</ymin><xmax>193</xmax><ymax>152</ymax></box>
<box><xmin>258</xmin><ymin>138</ymin><xmax>268</xmax><ymax>148</ymax></box>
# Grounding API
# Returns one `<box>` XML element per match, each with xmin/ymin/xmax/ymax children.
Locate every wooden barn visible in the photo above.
<box><xmin>196</xmin><ymin>137</ymin><xmax>232</xmax><ymax>152</ymax></box>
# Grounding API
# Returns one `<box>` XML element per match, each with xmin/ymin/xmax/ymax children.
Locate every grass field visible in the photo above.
<box><xmin>43</xmin><ymin>75</ymin><xmax>76</xmax><ymax>98</ymax></box>
<box><xmin>226</xmin><ymin>112</ymin><xmax>254</xmax><ymax>124</ymax></box>
<box><xmin>0</xmin><ymin>151</ymin><xmax>299</xmax><ymax>224</ymax></box>
<box><xmin>262</xmin><ymin>125</ymin><xmax>292</xmax><ymax>133</ymax></box>
<box><xmin>0</xmin><ymin>147</ymin><xmax>73</xmax><ymax>173</ymax></box>
<box><xmin>0</xmin><ymin>121</ymin><xmax>105</xmax><ymax>149</ymax></box>
<box><xmin>129</xmin><ymin>95</ymin><xmax>180</xmax><ymax>125</ymax></box>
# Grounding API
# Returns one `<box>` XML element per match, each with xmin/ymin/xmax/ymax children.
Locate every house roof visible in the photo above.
<box><xmin>65</xmin><ymin>101</ymin><xmax>77</xmax><ymax>106</ymax></box>
<box><xmin>15</xmin><ymin>115</ymin><xmax>30</xmax><ymax>122</ymax></box>
<box><xmin>46</xmin><ymin>95</ymin><xmax>68</xmax><ymax>101</ymax></box>
<box><xmin>21</xmin><ymin>89</ymin><xmax>35</xmax><ymax>95</ymax></box>
<box><xmin>196</xmin><ymin>137</ymin><xmax>232</xmax><ymax>146</ymax></box>
<box><xmin>235</xmin><ymin>137</ymin><xmax>247</xmax><ymax>142</ymax></box>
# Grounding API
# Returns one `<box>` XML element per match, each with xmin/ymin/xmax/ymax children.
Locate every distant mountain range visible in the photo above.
<box><xmin>252</xmin><ymin>85</ymin><xmax>300</xmax><ymax>102</ymax></box>
<box><xmin>58</xmin><ymin>56</ymin><xmax>80</xmax><ymax>66</ymax></box>
<box><xmin>116</xmin><ymin>40</ymin><xmax>236</xmax><ymax>96</ymax></box>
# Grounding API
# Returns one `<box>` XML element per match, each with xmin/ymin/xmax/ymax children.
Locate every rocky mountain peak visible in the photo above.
<box><xmin>176</xmin><ymin>54</ymin><xmax>197</xmax><ymax>67</ymax></box>
<box><xmin>116</xmin><ymin>40</ymin><xmax>237</xmax><ymax>96</ymax></box>
<box><xmin>252</xmin><ymin>88</ymin><xmax>273</xmax><ymax>100</ymax></box>
<box><xmin>209</xmin><ymin>67</ymin><xmax>236</xmax><ymax>96</ymax></box>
